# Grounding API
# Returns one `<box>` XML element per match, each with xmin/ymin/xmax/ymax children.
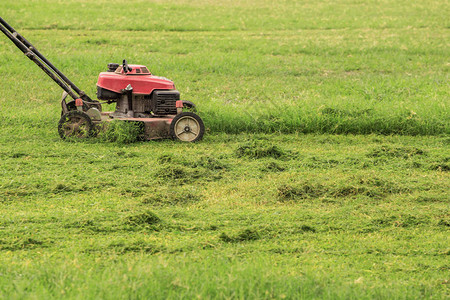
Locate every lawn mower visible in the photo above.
<box><xmin>0</xmin><ymin>17</ymin><xmax>205</xmax><ymax>142</ymax></box>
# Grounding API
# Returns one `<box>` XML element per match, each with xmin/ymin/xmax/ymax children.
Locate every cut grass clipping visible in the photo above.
<box><xmin>235</xmin><ymin>140</ymin><xmax>290</xmax><ymax>159</ymax></box>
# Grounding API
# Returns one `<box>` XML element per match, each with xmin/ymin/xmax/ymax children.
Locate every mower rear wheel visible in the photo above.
<box><xmin>170</xmin><ymin>112</ymin><xmax>204</xmax><ymax>142</ymax></box>
<box><xmin>58</xmin><ymin>111</ymin><xmax>94</xmax><ymax>139</ymax></box>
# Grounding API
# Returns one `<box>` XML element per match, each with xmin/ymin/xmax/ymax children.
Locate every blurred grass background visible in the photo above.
<box><xmin>0</xmin><ymin>0</ymin><xmax>448</xmax><ymax>136</ymax></box>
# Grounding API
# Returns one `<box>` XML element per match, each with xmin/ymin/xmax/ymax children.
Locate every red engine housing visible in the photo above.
<box><xmin>96</xmin><ymin>64</ymin><xmax>175</xmax><ymax>94</ymax></box>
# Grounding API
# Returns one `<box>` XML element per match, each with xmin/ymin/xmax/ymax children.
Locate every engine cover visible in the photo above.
<box><xmin>96</xmin><ymin>64</ymin><xmax>175</xmax><ymax>94</ymax></box>
<box><xmin>152</xmin><ymin>90</ymin><xmax>179</xmax><ymax>115</ymax></box>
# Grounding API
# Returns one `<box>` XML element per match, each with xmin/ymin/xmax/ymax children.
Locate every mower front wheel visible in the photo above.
<box><xmin>58</xmin><ymin>111</ymin><xmax>94</xmax><ymax>140</ymax></box>
<box><xmin>170</xmin><ymin>112</ymin><xmax>205</xmax><ymax>142</ymax></box>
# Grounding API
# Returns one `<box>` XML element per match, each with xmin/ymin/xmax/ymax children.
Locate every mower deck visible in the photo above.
<box><xmin>100</xmin><ymin>112</ymin><xmax>173</xmax><ymax>140</ymax></box>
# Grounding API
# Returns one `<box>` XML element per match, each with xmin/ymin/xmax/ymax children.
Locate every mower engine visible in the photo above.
<box><xmin>94</xmin><ymin>60</ymin><xmax>204</xmax><ymax>141</ymax></box>
<box><xmin>97</xmin><ymin>62</ymin><xmax>181</xmax><ymax>118</ymax></box>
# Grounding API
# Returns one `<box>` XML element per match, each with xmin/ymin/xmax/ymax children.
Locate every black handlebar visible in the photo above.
<box><xmin>0</xmin><ymin>17</ymin><xmax>93</xmax><ymax>103</ymax></box>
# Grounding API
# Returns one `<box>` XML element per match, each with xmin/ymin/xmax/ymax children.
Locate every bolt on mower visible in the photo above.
<box><xmin>0</xmin><ymin>17</ymin><xmax>205</xmax><ymax>142</ymax></box>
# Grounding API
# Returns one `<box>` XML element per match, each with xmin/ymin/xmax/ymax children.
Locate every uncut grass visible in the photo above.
<box><xmin>0</xmin><ymin>1</ymin><xmax>448</xmax><ymax>135</ymax></box>
<box><xmin>1</xmin><ymin>0</ymin><xmax>448</xmax><ymax>31</ymax></box>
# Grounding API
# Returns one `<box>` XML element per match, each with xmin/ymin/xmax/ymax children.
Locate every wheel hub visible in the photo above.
<box><xmin>58</xmin><ymin>111</ymin><xmax>94</xmax><ymax>139</ymax></box>
<box><xmin>169</xmin><ymin>112</ymin><xmax>204</xmax><ymax>142</ymax></box>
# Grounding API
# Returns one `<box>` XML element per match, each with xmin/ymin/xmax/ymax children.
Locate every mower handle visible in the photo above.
<box><xmin>0</xmin><ymin>17</ymin><xmax>95</xmax><ymax>103</ymax></box>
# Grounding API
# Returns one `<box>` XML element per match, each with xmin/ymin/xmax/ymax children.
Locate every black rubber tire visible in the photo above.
<box><xmin>182</xmin><ymin>100</ymin><xmax>197</xmax><ymax>112</ymax></box>
<box><xmin>170</xmin><ymin>112</ymin><xmax>205</xmax><ymax>142</ymax></box>
<box><xmin>58</xmin><ymin>110</ymin><xmax>94</xmax><ymax>140</ymax></box>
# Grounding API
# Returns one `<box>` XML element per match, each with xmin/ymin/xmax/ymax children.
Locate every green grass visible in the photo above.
<box><xmin>0</xmin><ymin>132</ymin><xmax>448</xmax><ymax>299</ymax></box>
<box><xmin>0</xmin><ymin>0</ymin><xmax>448</xmax><ymax>135</ymax></box>
<box><xmin>0</xmin><ymin>0</ymin><xmax>449</xmax><ymax>298</ymax></box>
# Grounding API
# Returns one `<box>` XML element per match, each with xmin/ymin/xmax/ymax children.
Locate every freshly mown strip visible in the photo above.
<box><xmin>0</xmin><ymin>133</ymin><xmax>448</xmax><ymax>298</ymax></box>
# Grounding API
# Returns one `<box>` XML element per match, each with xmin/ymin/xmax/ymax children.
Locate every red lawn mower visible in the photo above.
<box><xmin>0</xmin><ymin>17</ymin><xmax>205</xmax><ymax>142</ymax></box>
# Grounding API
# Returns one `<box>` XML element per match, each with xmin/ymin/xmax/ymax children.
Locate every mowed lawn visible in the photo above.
<box><xmin>0</xmin><ymin>0</ymin><xmax>449</xmax><ymax>299</ymax></box>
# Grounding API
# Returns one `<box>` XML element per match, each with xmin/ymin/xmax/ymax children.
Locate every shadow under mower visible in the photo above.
<box><xmin>0</xmin><ymin>17</ymin><xmax>204</xmax><ymax>142</ymax></box>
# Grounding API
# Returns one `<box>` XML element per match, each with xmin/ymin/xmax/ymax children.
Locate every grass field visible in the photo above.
<box><xmin>0</xmin><ymin>0</ymin><xmax>449</xmax><ymax>299</ymax></box>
